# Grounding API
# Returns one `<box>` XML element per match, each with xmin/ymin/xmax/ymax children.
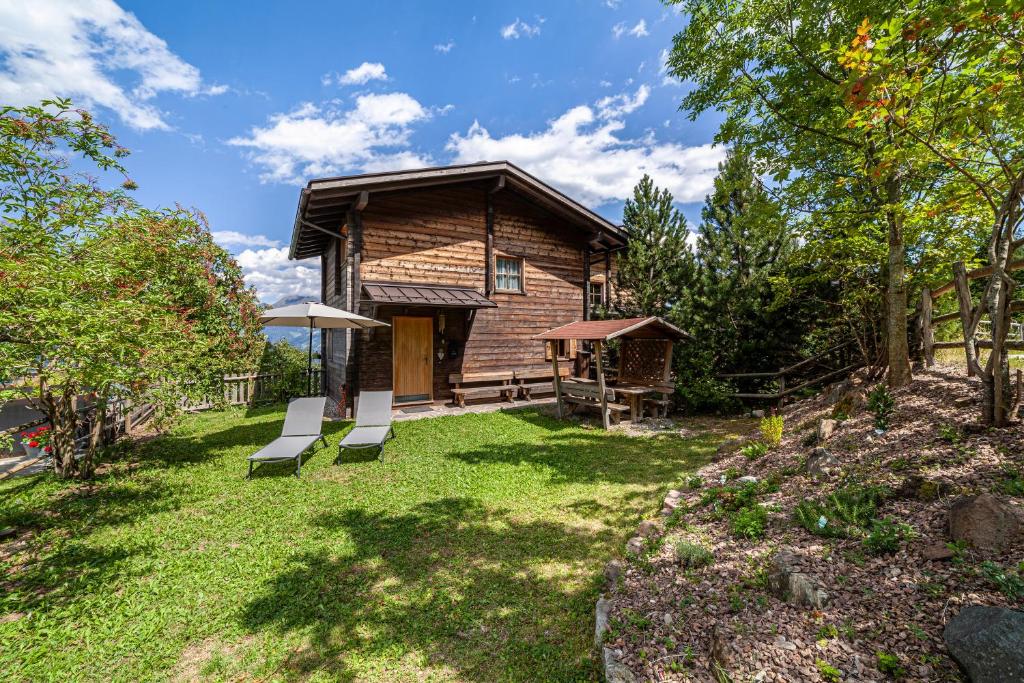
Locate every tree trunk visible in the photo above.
<box><xmin>885</xmin><ymin>180</ymin><xmax>912</xmax><ymax>388</ymax></box>
<box><xmin>42</xmin><ymin>385</ymin><xmax>78</xmax><ymax>479</ymax></box>
<box><xmin>81</xmin><ymin>399</ymin><xmax>107</xmax><ymax>480</ymax></box>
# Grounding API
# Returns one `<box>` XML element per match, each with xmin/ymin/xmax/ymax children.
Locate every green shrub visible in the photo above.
<box><xmin>793</xmin><ymin>485</ymin><xmax>886</xmax><ymax>538</ymax></box>
<box><xmin>998</xmin><ymin>468</ymin><xmax>1024</xmax><ymax>496</ymax></box>
<box><xmin>686</xmin><ymin>475</ymin><xmax>703</xmax><ymax>489</ymax></box>
<box><xmin>730</xmin><ymin>505</ymin><xmax>767</xmax><ymax>539</ymax></box>
<box><xmin>816</xmin><ymin>659</ymin><xmax>841</xmax><ymax>683</ymax></box>
<box><xmin>863</xmin><ymin>517</ymin><xmax>914</xmax><ymax>555</ymax></box>
<box><xmin>867</xmin><ymin>384</ymin><xmax>895</xmax><ymax>430</ymax></box>
<box><xmin>760</xmin><ymin>415</ymin><xmax>784</xmax><ymax>448</ymax></box>
<box><xmin>741</xmin><ymin>441</ymin><xmax>769</xmax><ymax>460</ymax></box>
<box><xmin>980</xmin><ymin>560</ymin><xmax>1024</xmax><ymax>600</ymax></box>
<box><xmin>674</xmin><ymin>541</ymin><xmax>714</xmax><ymax>569</ymax></box>
<box><xmin>937</xmin><ymin>423</ymin><xmax>961</xmax><ymax>444</ymax></box>
<box><xmin>876</xmin><ymin>651</ymin><xmax>905</xmax><ymax>679</ymax></box>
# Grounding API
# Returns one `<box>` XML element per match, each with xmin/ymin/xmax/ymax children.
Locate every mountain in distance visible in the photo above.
<box><xmin>263</xmin><ymin>295</ymin><xmax>322</xmax><ymax>350</ymax></box>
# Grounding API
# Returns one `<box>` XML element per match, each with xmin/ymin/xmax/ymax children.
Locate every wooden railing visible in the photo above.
<box><xmin>185</xmin><ymin>369</ymin><xmax>325</xmax><ymax>411</ymax></box>
<box><xmin>717</xmin><ymin>341</ymin><xmax>862</xmax><ymax>407</ymax></box>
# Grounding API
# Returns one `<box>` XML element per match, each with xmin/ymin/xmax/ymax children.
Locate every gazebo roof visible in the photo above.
<box><xmin>533</xmin><ymin>316</ymin><xmax>691</xmax><ymax>342</ymax></box>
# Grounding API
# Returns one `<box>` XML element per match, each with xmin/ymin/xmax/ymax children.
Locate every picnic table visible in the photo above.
<box><xmin>563</xmin><ymin>377</ymin><xmax>654</xmax><ymax>422</ymax></box>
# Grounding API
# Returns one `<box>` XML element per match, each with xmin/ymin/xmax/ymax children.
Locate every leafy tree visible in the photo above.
<box><xmin>613</xmin><ymin>174</ymin><xmax>695</xmax><ymax>317</ymax></box>
<box><xmin>839</xmin><ymin>3</ymin><xmax>1024</xmax><ymax>425</ymax></box>
<box><xmin>0</xmin><ymin>100</ymin><xmax>263</xmax><ymax>478</ymax></box>
<box><xmin>665</xmin><ymin>0</ymin><xmax>942</xmax><ymax>388</ymax></box>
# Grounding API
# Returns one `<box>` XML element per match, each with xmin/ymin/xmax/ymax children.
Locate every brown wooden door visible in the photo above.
<box><xmin>392</xmin><ymin>316</ymin><xmax>433</xmax><ymax>404</ymax></box>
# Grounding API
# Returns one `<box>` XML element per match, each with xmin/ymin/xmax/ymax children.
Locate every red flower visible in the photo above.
<box><xmin>28</xmin><ymin>440</ymin><xmax>39</xmax><ymax>448</ymax></box>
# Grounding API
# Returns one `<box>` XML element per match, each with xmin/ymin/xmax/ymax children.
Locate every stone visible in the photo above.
<box><xmin>603</xmin><ymin>560</ymin><xmax>623</xmax><ymax>587</ymax></box>
<box><xmin>602</xmin><ymin>646</ymin><xmax>638</xmax><ymax>683</ymax></box>
<box><xmin>751</xmin><ymin>409</ymin><xmax>766</xmax><ymax>419</ymax></box>
<box><xmin>768</xmin><ymin>548</ymin><xmax>830</xmax><ymax>609</ymax></box>
<box><xmin>595</xmin><ymin>596</ymin><xmax>612</xmax><ymax>649</ymax></box>
<box><xmin>0</xmin><ymin>527</ymin><xmax>15</xmax><ymax>541</ymax></box>
<box><xmin>898</xmin><ymin>474</ymin><xmax>958</xmax><ymax>501</ymax></box>
<box><xmin>662</xmin><ymin>612</ymin><xmax>673</xmax><ymax>626</ymax></box>
<box><xmin>817</xmin><ymin>418</ymin><xmax>837</xmax><ymax>442</ymax></box>
<box><xmin>736</xmin><ymin>475</ymin><xmax>759</xmax><ymax>485</ymax></box>
<box><xmin>773</xmin><ymin>635</ymin><xmax>797</xmax><ymax>651</ymax></box>
<box><xmin>710</xmin><ymin>625</ymin><xmax>734</xmax><ymax>669</ymax></box>
<box><xmin>806</xmin><ymin>447</ymin><xmax>839</xmax><ymax>477</ymax></box>
<box><xmin>637</xmin><ymin>520</ymin><xmax>661</xmax><ymax>538</ymax></box>
<box><xmin>919</xmin><ymin>542</ymin><xmax>955</xmax><ymax>561</ymax></box>
<box><xmin>944</xmin><ymin>605</ymin><xmax>1024</xmax><ymax>682</ymax></box>
<box><xmin>949</xmin><ymin>493</ymin><xmax>1024</xmax><ymax>553</ymax></box>
<box><xmin>626</xmin><ymin>536</ymin><xmax>645</xmax><ymax>555</ymax></box>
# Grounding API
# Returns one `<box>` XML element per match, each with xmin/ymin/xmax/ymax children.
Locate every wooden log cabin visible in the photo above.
<box><xmin>287</xmin><ymin>161</ymin><xmax>626</xmax><ymax>409</ymax></box>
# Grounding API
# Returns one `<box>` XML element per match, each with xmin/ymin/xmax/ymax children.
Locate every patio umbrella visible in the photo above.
<box><xmin>259</xmin><ymin>302</ymin><xmax>389</xmax><ymax>395</ymax></box>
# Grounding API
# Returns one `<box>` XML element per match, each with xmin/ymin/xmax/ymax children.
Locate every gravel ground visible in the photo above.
<box><xmin>606</xmin><ymin>365</ymin><xmax>1023</xmax><ymax>682</ymax></box>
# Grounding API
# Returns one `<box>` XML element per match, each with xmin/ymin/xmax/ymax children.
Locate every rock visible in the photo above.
<box><xmin>944</xmin><ymin>605</ymin><xmax>1024</xmax><ymax>682</ymax></box>
<box><xmin>637</xmin><ymin>520</ymin><xmax>661</xmax><ymax>538</ymax></box>
<box><xmin>833</xmin><ymin>387</ymin><xmax>866</xmax><ymax>415</ymax></box>
<box><xmin>949</xmin><ymin>493</ymin><xmax>1024</xmax><ymax>553</ymax></box>
<box><xmin>751</xmin><ymin>409</ymin><xmax>766</xmax><ymax>419</ymax></box>
<box><xmin>595</xmin><ymin>596</ymin><xmax>612</xmax><ymax>649</ymax></box>
<box><xmin>817</xmin><ymin>418</ymin><xmax>837</xmax><ymax>442</ymax></box>
<box><xmin>626</xmin><ymin>536</ymin><xmax>645</xmax><ymax>555</ymax></box>
<box><xmin>710</xmin><ymin>625</ymin><xmax>734</xmax><ymax>669</ymax></box>
<box><xmin>0</xmin><ymin>527</ymin><xmax>15</xmax><ymax>541</ymax></box>
<box><xmin>768</xmin><ymin>549</ymin><xmax>830</xmax><ymax>609</ymax></box>
<box><xmin>736</xmin><ymin>475</ymin><xmax>759</xmax><ymax>485</ymax></box>
<box><xmin>774</xmin><ymin>635</ymin><xmax>797</xmax><ymax>651</ymax></box>
<box><xmin>806</xmin><ymin>447</ymin><xmax>839</xmax><ymax>477</ymax></box>
<box><xmin>602</xmin><ymin>646</ymin><xmax>638</xmax><ymax>683</ymax></box>
<box><xmin>898</xmin><ymin>474</ymin><xmax>959</xmax><ymax>501</ymax></box>
<box><xmin>919</xmin><ymin>542</ymin><xmax>955</xmax><ymax>561</ymax></box>
<box><xmin>662</xmin><ymin>612</ymin><xmax>673</xmax><ymax>626</ymax></box>
<box><xmin>603</xmin><ymin>560</ymin><xmax>623</xmax><ymax>587</ymax></box>
<box><xmin>661</xmin><ymin>490</ymin><xmax>684</xmax><ymax>516</ymax></box>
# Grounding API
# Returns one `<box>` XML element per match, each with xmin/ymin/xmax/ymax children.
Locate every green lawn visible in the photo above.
<box><xmin>0</xmin><ymin>406</ymin><xmax>720</xmax><ymax>682</ymax></box>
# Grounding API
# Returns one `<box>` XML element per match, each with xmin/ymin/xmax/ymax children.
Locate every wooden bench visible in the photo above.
<box><xmin>514</xmin><ymin>367</ymin><xmax>570</xmax><ymax>400</ymax></box>
<box><xmin>560</xmin><ymin>381</ymin><xmax>630</xmax><ymax>425</ymax></box>
<box><xmin>642</xmin><ymin>381</ymin><xmax>676</xmax><ymax>419</ymax></box>
<box><xmin>449</xmin><ymin>371</ymin><xmax>516</xmax><ymax>408</ymax></box>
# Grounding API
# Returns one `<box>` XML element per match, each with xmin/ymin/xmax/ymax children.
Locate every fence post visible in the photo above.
<box><xmin>777</xmin><ymin>373</ymin><xmax>786</xmax><ymax>411</ymax></box>
<box><xmin>921</xmin><ymin>288</ymin><xmax>934</xmax><ymax>367</ymax></box>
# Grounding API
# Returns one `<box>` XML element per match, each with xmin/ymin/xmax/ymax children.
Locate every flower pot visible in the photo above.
<box><xmin>22</xmin><ymin>443</ymin><xmax>41</xmax><ymax>458</ymax></box>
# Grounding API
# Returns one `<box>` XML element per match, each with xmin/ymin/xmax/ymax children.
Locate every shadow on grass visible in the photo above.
<box><xmin>240</xmin><ymin>497</ymin><xmax>609</xmax><ymax>682</ymax></box>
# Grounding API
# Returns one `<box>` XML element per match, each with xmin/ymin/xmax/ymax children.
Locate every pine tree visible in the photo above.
<box><xmin>613</xmin><ymin>175</ymin><xmax>694</xmax><ymax>317</ymax></box>
<box><xmin>692</xmin><ymin>147</ymin><xmax>798</xmax><ymax>372</ymax></box>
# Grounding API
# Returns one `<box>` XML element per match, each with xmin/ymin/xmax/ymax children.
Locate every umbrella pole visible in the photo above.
<box><xmin>307</xmin><ymin>320</ymin><xmax>314</xmax><ymax>397</ymax></box>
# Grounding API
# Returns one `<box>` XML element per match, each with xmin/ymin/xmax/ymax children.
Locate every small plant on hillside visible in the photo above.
<box><xmin>674</xmin><ymin>541</ymin><xmax>714</xmax><ymax>568</ymax></box>
<box><xmin>794</xmin><ymin>485</ymin><xmax>886</xmax><ymax>538</ymax></box>
<box><xmin>815</xmin><ymin>659</ymin><xmax>841</xmax><ymax>682</ymax></box>
<box><xmin>998</xmin><ymin>467</ymin><xmax>1024</xmax><ymax>496</ymax></box>
<box><xmin>979</xmin><ymin>560</ymin><xmax>1024</xmax><ymax>600</ymax></box>
<box><xmin>937</xmin><ymin>423</ymin><xmax>961</xmax><ymax>444</ymax></box>
<box><xmin>760</xmin><ymin>415</ymin><xmax>784</xmax><ymax>448</ymax></box>
<box><xmin>686</xmin><ymin>475</ymin><xmax>703</xmax><ymax>489</ymax></box>
<box><xmin>863</xmin><ymin>517</ymin><xmax>914</xmax><ymax>555</ymax></box>
<box><xmin>730</xmin><ymin>505</ymin><xmax>767</xmax><ymax>540</ymax></box>
<box><xmin>876</xmin><ymin>651</ymin><xmax>905</xmax><ymax>679</ymax></box>
<box><xmin>867</xmin><ymin>385</ymin><xmax>895</xmax><ymax>431</ymax></box>
<box><xmin>741</xmin><ymin>441</ymin><xmax>769</xmax><ymax>460</ymax></box>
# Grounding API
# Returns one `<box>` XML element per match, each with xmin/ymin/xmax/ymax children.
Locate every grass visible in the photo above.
<box><xmin>0</xmin><ymin>405</ymin><xmax>720</xmax><ymax>682</ymax></box>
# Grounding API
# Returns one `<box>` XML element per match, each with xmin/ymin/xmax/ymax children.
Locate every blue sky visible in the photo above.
<box><xmin>0</xmin><ymin>0</ymin><xmax>724</xmax><ymax>303</ymax></box>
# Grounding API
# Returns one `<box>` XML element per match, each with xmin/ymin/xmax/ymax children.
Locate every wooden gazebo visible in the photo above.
<box><xmin>533</xmin><ymin>317</ymin><xmax>691</xmax><ymax>428</ymax></box>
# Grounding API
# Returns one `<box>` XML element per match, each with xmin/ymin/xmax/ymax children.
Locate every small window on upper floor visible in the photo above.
<box><xmin>495</xmin><ymin>255</ymin><xmax>524</xmax><ymax>293</ymax></box>
<box><xmin>589</xmin><ymin>281</ymin><xmax>605</xmax><ymax>311</ymax></box>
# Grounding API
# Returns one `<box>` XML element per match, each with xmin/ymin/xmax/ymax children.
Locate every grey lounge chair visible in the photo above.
<box><xmin>338</xmin><ymin>391</ymin><xmax>395</xmax><ymax>461</ymax></box>
<box><xmin>247</xmin><ymin>397</ymin><xmax>327</xmax><ymax>478</ymax></box>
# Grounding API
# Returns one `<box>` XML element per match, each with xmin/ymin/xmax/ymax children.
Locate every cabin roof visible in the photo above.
<box><xmin>533</xmin><ymin>316</ymin><xmax>692</xmax><ymax>342</ymax></box>
<box><xmin>288</xmin><ymin>161</ymin><xmax>627</xmax><ymax>260</ymax></box>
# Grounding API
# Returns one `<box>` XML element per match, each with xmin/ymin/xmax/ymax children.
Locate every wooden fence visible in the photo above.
<box><xmin>185</xmin><ymin>369</ymin><xmax>324</xmax><ymax>411</ymax></box>
<box><xmin>718</xmin><ymin>341</ymin><xmax>863</xmax><ymax>407</ymax></box>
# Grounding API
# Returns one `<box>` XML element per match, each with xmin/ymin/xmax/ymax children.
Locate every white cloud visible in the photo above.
<box><xmin>613</xmin><ymin>19</ymin><xmax>648</xmax><ymax>39</ymax></box>
<box><xmin>235</xmin><ymin>247</ymin><xmax>320</xmax><ymax>304</ymax></box>
<box><xmin>501</xmin><ymin>17</ymin><xmax>544</xmax><ymax>39</ymax></box>
<box><xmin>595</xmin><ymin>85</ymin><xmax>650</xmax><ymax>119</ymax></box>
<box><xmin>212</xmin><ymin>231</ymin><xmax>282</xmax><ymax>249</ymax></box>
<box><xmin>227</xmin><ymin>93</ymin><xmax>431</xmax><ymax>183</ymax></box>
<box><xmin>0</xmin><ymin>0</ymin><xmax>223</xmax><ymax>130</ymax></box>
<box><xmin>434</xmin><ymin>40</ymin><xmax>455</xmax><ymax>54</ymax></box>
<box><xmin>659</xmin><ymin>48</ymin><xmax>681</xmax><ymax>86</ymax></box>
<box><xmin>605</xmin><ymin>0</ymin><xmax>622</xmax><ymax>7</ymax></box>
<box><xmin>336</xmin><ymin>61</ymin><xmax>388</xmax><ymax>85</ymax></box>
<box><xmin>446</xmin><ymin>89</ymin><xmax>725</xmax><ymax>207</ymax></box>
<box><xmin>599</xmin><ymin>79</ymin><xmax>613</xmax><ymax>87</ymax></box>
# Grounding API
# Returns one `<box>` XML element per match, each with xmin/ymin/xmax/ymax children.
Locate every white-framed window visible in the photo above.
<box><xmin>589</xmin><ymin>281</ymin><xmax>605</xmax><ymax>310</ymax></box>
<box><xmin>495</xmin><ymin>255</ymin><xmax>524</xmax><ymax>293</ymax></box>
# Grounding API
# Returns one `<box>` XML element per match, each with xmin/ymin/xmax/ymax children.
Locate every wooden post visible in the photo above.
<box><xmin>953</xmin><ymin>261</ymin><xmax>982</xmax><ymax>377</ymax></box>
<box><xmin>583</xmin><ymin>247</ymin><xmax>591</xmax><ymax>321</ymax></box>
<box><xmin>777</xmin><ymin>373</ymin><xmax>786</xmax><ymax>412</ymax></box>
<box><xmin>921</xmin><ymin>287</ymin><xmax>934</xmax><ymax>367</ymax></box>
<box><xmin>550</xmin><ymin>341</ymin><xmax>563</xmax><ymax>418</ymax></box>
<box><xmin>595</xmin><ymin>339</ymin><xmax>610</xmax><ymax>429</ymax></box>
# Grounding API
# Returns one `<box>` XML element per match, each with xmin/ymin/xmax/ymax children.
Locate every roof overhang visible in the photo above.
<box><xmin>362</xmin><ymin>281</ymin><xmax>498</xmax><ymax>309</ymax></box>
<box><xmin>289</xmin><ymin>161</ymin><xmax>627</xmax><ymax>260</ymax></box>
<box><xmin>533</xmin><ymin>316</ymin><xmax>692</xmax><ymax>342</ymax></box>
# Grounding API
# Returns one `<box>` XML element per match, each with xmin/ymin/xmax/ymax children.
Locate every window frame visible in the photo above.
<box><xmin>588</xmin><ymin>280</ymin><xmax>605</xmax><ymax>310</ymax></box>
<box><xmin>493</xmin><ymin>254</ymin><xmax>526</xmax><ymax>294</ymax></box>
